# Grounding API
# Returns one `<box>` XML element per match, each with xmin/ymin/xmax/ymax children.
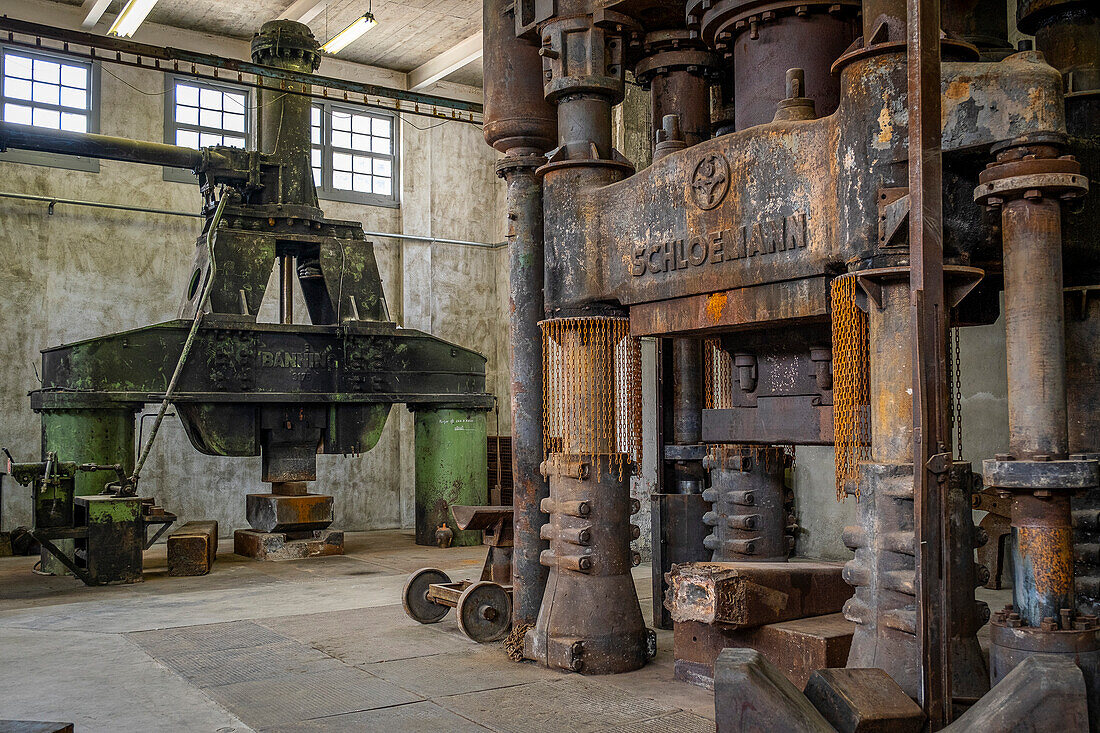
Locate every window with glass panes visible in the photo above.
<box><xmin>169</xmin><ymin>78</ymin><xmax>248</xmax><ymax>150</ymax></box>
<box><xmin>1</xmin><ymin>48</ymin><xmax>92</xmax><ymax>133</ymax></box>
<box><xmin>311</xmin><ymin>103</ymin><xmax>397</xmax><ymax>206</ymax></box>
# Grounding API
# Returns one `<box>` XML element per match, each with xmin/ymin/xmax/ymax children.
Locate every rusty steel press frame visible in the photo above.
<box><xmin>484</xmin><ymin>0</ymin><xmax>1100</xmax><ymax>724</ymax></box>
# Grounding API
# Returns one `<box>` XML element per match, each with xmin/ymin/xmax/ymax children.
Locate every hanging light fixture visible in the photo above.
<box><xmin>321</xmin><ymin>2</ymin><xmax>377</xmax><ymax>55</ymax></box>
<box><xmin>107</xmin><ymin>0</ymin><xmax>158</xmax><ymax>37</ymax></box>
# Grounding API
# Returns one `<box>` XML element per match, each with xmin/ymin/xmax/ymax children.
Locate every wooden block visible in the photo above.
<box><xmin>675</xmin><ymin>613</ymin><xmax>855</xmax><ymax>690</ymax></box>
<box><xmin>803</xmin><ymin>668</ymin><xmax>925</xmax><ymax>733</ymax></box>
<box><xmin>167</xmin><ymin>520</ymin><xmax>218</xmax><ymax>576</ymax></box>
<box><xmin>666</xmin><ymin>560</ymin><xmax>853</xmax><ymax>628</ymax></box>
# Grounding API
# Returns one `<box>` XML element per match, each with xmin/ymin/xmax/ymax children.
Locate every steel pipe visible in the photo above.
<box><xmin>1002</xmin><ymin>198</ymin><xmax>1069</xmax><ymax>460</ymax></box>
<box><xmin>0</xmin><ymin>121</ymin><xmax>206</xmax><ymax>170</ymax></box>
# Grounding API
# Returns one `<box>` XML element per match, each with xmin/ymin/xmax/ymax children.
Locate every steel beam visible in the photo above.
<box><xmin>907</xmin><ymin>0</ymin><xmax>951</xmax><ymax>724</ymax></box>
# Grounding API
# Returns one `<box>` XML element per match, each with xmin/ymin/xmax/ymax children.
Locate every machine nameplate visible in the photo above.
<box><xmin>630</xmin><ymin>212</ymin><xmax>808</xmax><ymax>277</ymax></box>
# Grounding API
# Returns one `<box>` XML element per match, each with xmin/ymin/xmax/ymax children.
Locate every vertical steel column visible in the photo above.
<box><xmin>482</xmin><ymin>0</ymin><xmax>557</xmax><ymax>627</ymax></box>
<box><xmin>501</xmin><ymin>158</ymin><xmax>550</xmax><ymax>624</ymax></box>
<box><xmin>976</xmin><ymin>141</ymin><xmax>1099</xmax><ymax>728</ymax></box>
<box><xmin>907</xmin><ymin>0</ymin><xmax>951</xmax><ymax>723</ymax></box>
<box><xmin>250</xmin><ymin>20</ymin><xmax>320</xmax><ymax>208</ymax></box>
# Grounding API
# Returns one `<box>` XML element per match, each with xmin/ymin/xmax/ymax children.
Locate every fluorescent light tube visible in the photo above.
<box><xmin>321</xmin><ymin>12</ymin><xmax>377</xmax><ymax>54</ymax></box>
<box><xmin>107</xmin><ymin>0</ymin><xmax>158</xmax><ymax>37</ymax></box>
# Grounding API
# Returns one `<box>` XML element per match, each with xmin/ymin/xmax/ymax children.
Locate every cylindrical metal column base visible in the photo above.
<box><xmin>702</xmin><ymin>448</ymin><xmax>792</xmax><ymax>562</ymax></box>
<box><xmin>990</xmin><ymin>616</ymin><xmax>1100</xmax><ymax>731</ymax></box>
<box><xmin>413</xmin><ymin>407</ymin><xmax>488</xmax><ymax>547</ymax></box>
<box><xmin>843</xmin><ymin>462</ymin><xmax>989</xmax><ymax>700</ymax></box>
<box><xmin>525</xmin><ymin>454</ymin><xmax>654</xmax><ymax>674</ymax></box>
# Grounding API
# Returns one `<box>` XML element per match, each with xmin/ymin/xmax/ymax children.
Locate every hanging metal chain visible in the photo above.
<box><xmin>953</xmin><ymin>320</ymin><xmax>963</xmax><ymax>461</ymax></box>
<box><xmin>540</xmin><ymin>316</ymin><xmax>641</xmax><ymax>482</ymax></box>
<box><xmin>831</xmin><ymin>273</ymin><xmax>871</xmax><ymax>501</ymax></box>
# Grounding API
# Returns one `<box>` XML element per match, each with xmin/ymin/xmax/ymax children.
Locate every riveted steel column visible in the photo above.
<box><xmin>413</xmin><ymin>407</ymin><xmax>489</xmax><ymax>547</ymax></box>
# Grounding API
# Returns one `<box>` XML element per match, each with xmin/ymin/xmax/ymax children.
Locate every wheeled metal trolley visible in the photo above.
<box><xmin>403</xmin><ymin>505</ymin><xmax>514</xmax><ymax>643</ymax></box>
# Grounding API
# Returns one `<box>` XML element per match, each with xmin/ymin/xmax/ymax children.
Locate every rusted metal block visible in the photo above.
<box><xmin>713</xmin><ymin>648</ymin><xmax>833</xmax><ymax>733</ymax></box>
<box><xmin>674</xmin><ymin>613</ymin><xmax>854</xmax><ymax>690</ymax></box>
<box><xmin>167</xmin><ymin>520</ymin><xmax>218</xmax><ymax>576</ymax></box>
<box><xmin>665</xmin><ymin>561</ymin><xmax>852</xmax><ymax>627</ymax></box>
<box><xmin>803</xmin><ymin>668</ymin><xmax>925</xmax><ymax>733</ymax></box>
<box><xmin>245</xmin><ymin>493</ymin><xmax>333</xmax><ymax>533</ymax></box>
<box><xmin>233</xmin><ymin>528</ymin><xmax>343</xmax><ymax>560</ymax></box>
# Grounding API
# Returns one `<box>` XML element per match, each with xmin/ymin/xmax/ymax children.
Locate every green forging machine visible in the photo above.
<box><xmin>0</xmin><ymin>19</ymin><xmax>492</xmax><ymax>584</ymax></box>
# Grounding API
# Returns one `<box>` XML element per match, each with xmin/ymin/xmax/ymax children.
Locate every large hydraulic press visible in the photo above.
<box><xmin>484</xmin><ymin>0</ymin><xmax>1100</xmax><ymax>720</ymax></box>
<box><xmin>0</xmin><ymin>19</ymin><xmax>492</xmax><ymax>575</ymax></box>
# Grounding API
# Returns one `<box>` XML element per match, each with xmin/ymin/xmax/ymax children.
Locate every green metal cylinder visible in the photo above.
<box><xmin>414</xmin><ymin>407</ymin><xmax>488</xmax><ymax>547</ymax></box>
<box><xmin>39</xmin><ymin>407</ymin><xmax>137</xmax><ymax>574</ymax></box>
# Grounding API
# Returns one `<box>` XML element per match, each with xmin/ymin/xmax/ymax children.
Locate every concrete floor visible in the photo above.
<box><xmin>0</xmin><ymin>530</ymin><xmax>715</xmax><ymax>732</ymax></box>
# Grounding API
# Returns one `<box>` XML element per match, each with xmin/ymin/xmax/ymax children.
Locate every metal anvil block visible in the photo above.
<box><xmin>665</xmin><ymin>561</ymin><xmax>852</xmax><ymax>628</ymax></box>
<box><xmin>245</xmin><ymin>493</ymin><xmax>333</xmax><ymax>533</ymax></box>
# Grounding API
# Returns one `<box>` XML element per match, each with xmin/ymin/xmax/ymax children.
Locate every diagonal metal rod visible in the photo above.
<box><xmin>907</xmin><ymin>0</ymin><xmax>952</xmax><ymax>727</ymax></box>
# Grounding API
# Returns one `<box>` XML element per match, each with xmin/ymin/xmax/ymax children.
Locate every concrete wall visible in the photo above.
<box><xmin>0</xmin><ymin>1</ymin><xmax>508</xmax><ymax>538</ymax></box>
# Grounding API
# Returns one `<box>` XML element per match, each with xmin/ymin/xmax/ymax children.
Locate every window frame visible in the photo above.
<box><xmin>312</xmin><ymin>101</ymin><xmax>399</xmax><ymax>209</ymax></box>
<box><xmin>0</xmin><ymin>44</ymin><xmax>101</xmax><ymax>173</ymax></box>
<box><xmin>163</xmin><ymin>74</ymin><xmax>253</xmax><ymax>184</ymax></box>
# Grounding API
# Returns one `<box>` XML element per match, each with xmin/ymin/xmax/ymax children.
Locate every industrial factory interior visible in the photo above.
<box><xmin>0</xmin><ymin>0</ymin><xmax>1097</xmax><ymax>729</ymax></box>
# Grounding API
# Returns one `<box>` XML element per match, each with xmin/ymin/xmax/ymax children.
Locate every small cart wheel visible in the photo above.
<box><xmin>456</xmin><ymin>581</ymin><xmax>512</xmax><ymax>643</ymax></box>
<box><xmin>403</xmin><ymin>567</ymin><xmax>451</xmax><ymax>624</ymax></box>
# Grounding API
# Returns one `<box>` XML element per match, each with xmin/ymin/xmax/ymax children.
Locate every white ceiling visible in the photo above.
<box><xmin>50</xmin><ymin>0</ymin><xmax>484</xmax><ymax>87</ymax></box>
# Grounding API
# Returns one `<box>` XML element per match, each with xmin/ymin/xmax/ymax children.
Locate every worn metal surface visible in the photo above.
<box><xmin>843</xmin><ymin>463</ymin><xmax>989</xmax><ymax>703</ymax></box>
<box><xmin>675</xmin><ymin>614</ymin><xmax>854</xmax><ymax>691</ymax></box>
<box><xmin>688</xmin><ymin>0</ymin><xmax>860</xmax><ymax>130</ymax></box>
<box><xmin>412</xmin><ymin>408</ymin><xmax>489</xmax><ymax>547</ymax></box>
<box><xmin>245</xmin><ymin>493</ymin><xmax>333</xmax><ymax>534</ymax></box>
<box><xmin>232</xmin><ymin>528</ymin><xmax>344</xmax><ymax>560</ymax></box>
<box><xmin>942</xmin><ymin>653</ymin><xmax>1090</xmax><ymax>732</ymax></box>
<box><xmin>666</xmin><ymin>561</ymin><xmax>851</xmax><ymax>627</ymax></box>
<box><xmin>988</xmin><ymin>608</ymin><xmax>1100</xmax><ymax>731</ymax></box>
<box><xmin>702</xmin><ymin>448</ymin><xmax>792</xmax><ymax>561</ymax></box>
<box><xmin>713</xmin><ymin>648</ymin><xmax>834</xmax><ymax>733</ymax></box>
<box><xmin>975</xmin><ymin>142</ymin><xmax>1098</xmax><ymax>638</ymax></box>
<box><xmin>906</xmin><ymin>0</ymin><xmax>952</xmax><ymax>720</ymax></box>
<box><xmin>74</xmin><ymin>495</ymin><xmax>144</xmax><ymax>585</ymax></box>
<box><xmin>525</xmin><ymin>455</ymin><xmax>651</xmax><ymax>674</ymax></box>
<box><xmin>803</xmin><ymin>667</ymin><xmax>926</xmax><ymax>733</ymax></box>
<box><xmin>651</xmin><ymin>492</ymin><xmax>710</xmax><ymax>629</ymax></box>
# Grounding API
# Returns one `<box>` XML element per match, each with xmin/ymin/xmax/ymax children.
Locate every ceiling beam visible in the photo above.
<box><xmin>407</xmin><ymin>32</ymin><xmax>482</xmax><ymax>91</ymax></box>
<box><xmin>80</xmin><ymin>0</ymin><xmax>112</xmax><ymax>28</ymax></box>
<box><xmin>279</xmin><ymin>0</ymin><xmax>328</xmax><ymax>24</ymax></box>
